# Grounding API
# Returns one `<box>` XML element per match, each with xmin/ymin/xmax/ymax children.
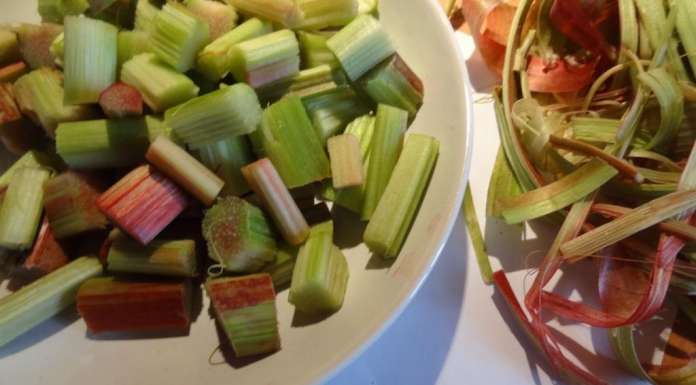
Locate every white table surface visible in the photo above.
<box><xmin>328</xmin><ymin>34</ymin><xmax>646</xmax><ymax>385</ymax></box>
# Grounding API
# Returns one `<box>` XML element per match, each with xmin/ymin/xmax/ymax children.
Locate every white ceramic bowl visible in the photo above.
<box><xmin>0</xmin><ymin>1</ymin><xmax>472</xmax><ymax>384</ymax></box>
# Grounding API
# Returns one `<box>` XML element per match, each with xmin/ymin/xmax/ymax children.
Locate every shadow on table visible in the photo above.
<box><xmin>485</xmin><ymin>217</ymin><xmax>558</xmax><ymax>274</ymax></box>
<box><xmin>0</xmin><ymin>307</ymin><xmax>79</xmax><ymax>359</ymax></box>
<box><xmin>328</xmin><ymin>215</ymin><xmax>469</xmax><ymax>385</ymax></box>
<box><xmin>491</xmin><ymin>290</ymin><xmax>553</xmax><ymax>385</ymax></box>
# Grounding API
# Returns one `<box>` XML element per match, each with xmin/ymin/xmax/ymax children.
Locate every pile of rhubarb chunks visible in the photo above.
<box><xmin>0</xmin><ymin>0</ymin><xmax>439</xmax><ymax>360</ymax></box>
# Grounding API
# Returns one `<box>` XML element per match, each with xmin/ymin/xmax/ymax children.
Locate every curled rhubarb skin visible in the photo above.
<box><xmin>460</xmin><ymin>0</ymin><xmax>517</xmax><ymax>75</ymax></box>
<box><xmin>77</xmin><ymin>277</ymin><xmax>192</xmax><ymax>334</ymax></box>
<box><xmin>526</xmin><ymin>55</ymin><xmax>598</xmax><ymax>94</ymax></box>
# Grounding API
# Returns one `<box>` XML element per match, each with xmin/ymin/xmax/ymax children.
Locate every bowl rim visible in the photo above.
<box><xmin>315</xmin><ymin>2</ymin><xmax>475</xmax><ymax>383</ymax></box>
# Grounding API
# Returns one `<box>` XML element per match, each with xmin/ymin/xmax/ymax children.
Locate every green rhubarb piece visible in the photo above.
<box><xmin>302</xmin><ymin>85</ymin><xmax>370</xmax><ymax>145</ymax></box>
<box><xmin>192</xmin><ymin>136</ymin><xmax>254</xmax><ymax>197</ymax></box>
<box><xmin>165</xmin><ymin>83</ymin><xmax>262</xmax><ymax>147</ymax></box>
<box><xmin>202</xmin><ymin>196</ymin><xmax>278</xmax><ymax>273</ymax></box>
<box><xmin>134</xmin><ymin>0</ymin><xmax>159</xmax><ymax>34</ymax></box>
<box><xmin>289</xmin><ymin>221</ymin><xmax>349</xmax><ymax>314</ymax></box>
<box><xmin>56</xmin><ymin>119</ymin><xmax>152</xmax><ymax>169</ymax></box>
<box><xmin>205</xmin><ymin>273</ymin><xmax>281</xmax><ymax>357</ymax></box>
<box><xmin>117</xmin><ymin>31</ymin><xmax>150</xmax><ymax>68</ymax></box>
<box><xmin>228</xmin><ymin>29</ymin><xmax>300</xmax><ymax>88</ymax></box>
<box><xmin>107</xmin><ymin>234</ymin><xmax>197</xmax><ymax>277</ymax></box>
<box><xmin>262</xmin><ymin>243</ymin><xmax>298</xmax><ymax>288</ymax></box>
<box><xmin>43</xmin><ymin>171</ymin><xmax>108</xmax><ymax>239</ymax></box>
<box><xmin>144</xmin><ymin>115</ymin><xmax>172</xmax><ymax>141</ymax></box>
<box><xmin>364</xmin><ymin>134</ymin><xmax>439</xmax><ymax>258</ymax></box>
<box><xmin>320</xmin><ymin>114</ymin><xmax>376</xmax><ymax>213</ymax></box>
<box><xmin>297</xmin><ymin>31</ymin><xmax>340</xmax><ymax>69</ymax></box>
<box><xmin>38</xmin><ymin>0</ymin><xmax>89</xmax><ymax>23</ymax></box>
<box><xmin>150</xmin><ymin>3</ymin><xmax>210</xmax><ymax>72</ymax></box>
<box><xmin>296</xmin><ymin>0</ymin><xmax>358</xmax><ymax>30</ymax></box>
<box><xmin>49</xmin><ymin>32</ymin><xmax>63</xmax><ymax>67</ymax></box>
<box><xmin>63</xmin><ymin>16</ymin><xmax>118</xmax><ymax>104</ymax></box>
<box><xmin>362</xmin><ymin>104</ymin><xmax>407</xmax><ymax>220</ymax></box>
<box><xmin>196</xmin><ymin>18</ymin><xmax>272</xmax><ymax>81</ymax></box>
<box><xmin>360</xmin><ymin>54</ymin><xmax>424</xmax><ymax>119</ymax></box>
<box><xmin>251</xmin><ymin>95</ymin><xmax>330</xmax><ymax>188</ymax></box>
<box><xmin>0</xmin><ymin>29</ymin><xmax>20</xmax><ymax>66</ymax></box>
<box><xmin>121</xmin><ymin>53</ymin><xmax>200</xmax><ymax>112</ymax></box>
<box><xmin>0</xmin><ymin>256</ymin><xmax>103</xmax><ymax>347</ymax></box>
<box><xmin>358</xmin><ymin>0</ymin><xmax>378</xmax><ymax>15</ymax></box>
<box><xmin>13</xmin><ymin>68</ymin><xmax>93</xmax><ymax>137</ymax></box>
<box><xmin>326</xmin><ymin>14</ymin><xmax>394</xmax><ymax>81</ymax></box>
<box><xmin>0</xmin><ymin>150</ymin><xmax>64</xmax><ymax>191</ymax></box>
<box><xmin>0</xmin><ymin>167</ymin><xmax>52</xmax><ymax>250</ymax></box>
<box><xmin>257</xmin><ymin>64</ymin><xmax>338</xmax><ymax>103</ymax></box>
<box><xmin>226</xmin><ymin>0</ymin><xmax>302</xmax><ymax>28</ymax></box>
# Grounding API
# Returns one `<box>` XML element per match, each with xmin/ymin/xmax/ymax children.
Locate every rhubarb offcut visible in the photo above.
<box><xmin>77</xmin><ymin>277</ymin><xmax>192</xmax><ymax>334</ymax></box>
<box><xmin>206</xmin><ymin>274</ymin><xmax>281</xmax><ymax>357</ymax></box>
<box><xmin>202</xmin><ymin>196</ymin><xmax>277</xmax><ymax>273</ymax></box>
<box><xmin>97</xmin><ymin>165</ymin><xmax>188</xmax><ymax>245</ymax></box>
<box><xmin>43</xmin><ymin>171</ymin><xmax>108</xmax><ymax>239</ymax></box>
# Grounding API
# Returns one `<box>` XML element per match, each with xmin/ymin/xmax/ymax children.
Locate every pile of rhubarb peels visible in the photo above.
<box><xmin>462</xmin><ymin>0</ymin><xmax>696</xmax><ymax>384</ymax></box>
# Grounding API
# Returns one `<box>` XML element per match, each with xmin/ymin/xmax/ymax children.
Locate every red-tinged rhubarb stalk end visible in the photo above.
<box><xmin>98</xmin><ymin>82</ymin><xmax>144</xmax><ymax>119</ymax></box>
<box><xmin>97</xmin><ymin>165</ymin><xmax>188</xmax><ymax>245</ymax></box>
<box><xmin>205</xmin><ymin>274</ymin><xmax>281</xmax><ymax>357</ymax></box>
<box><xmin>77</xmin><ymin>277</ymin><xmax>192</xmax><ymax>334</ymax></box>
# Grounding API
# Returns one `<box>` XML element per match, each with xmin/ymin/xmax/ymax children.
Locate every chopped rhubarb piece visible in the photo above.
<box><xmin>0</xmin><ymin>61</ymin><xmax>28</xmax><ymax>83</ymax></box>
<box><xmin>22</xmin><ymin>218</ymin><xmax>69</xmax><ymax>275</ymax></box>
<box><xmin>77</xmin><ymin>277</ymin><xmax>192</xmax><ymax>334</ymax></box>
<box><xmin>98</xmin><ymin>82</ymin><xmax>144</xmax><ymax>119</ymax></box>
<box><xmin>202</xmin><ymin>196</ymin><xmax>277</xmax><ymax>273</ymax></box>
<box><xmin>0</xmin><ymin>29</ymin><xmax>20</xmax><ymax>65</ymax></box>
<box><xmin>97</xmin><ymin>165</ymin><xmax>188</xmax><ymax>245</ymax></box>
<box><xmin>241</xmin><ymin>158</ymin><xmax>310</xmax><ymax>246</ymax></box>
<box><xmin>15</xmin><ymin>23</ymin><xmax>63</xmax><ymax>69</ymax></box>
<box><xmin>205</xmin><ymin>273</ymin><xmax>281</xmax><ymax>357</ymax></box>
<box><xmin>0</xmin><ymin>257</ymin><xmax>103</xmax><ymax>347</ymax></box>
<box><xmin>43</xmin><ymin>171</ymin><xmax>108</xmax><ymax>239</ymax></box>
